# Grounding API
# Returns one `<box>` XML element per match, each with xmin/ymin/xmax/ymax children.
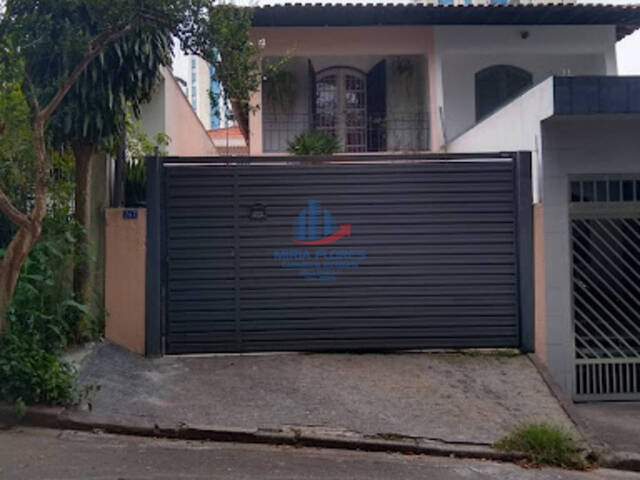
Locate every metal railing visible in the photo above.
<box><xmin>262</xmin><ymin>112</ymin><xmax>429</xmax><ymax>153</ymax></box>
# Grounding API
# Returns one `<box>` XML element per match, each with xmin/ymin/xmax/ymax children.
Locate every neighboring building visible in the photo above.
<box><xmin>208</xmin><ymin>126</ymin><xmax>249</xmax><ymax>156</ymax></box>
<box><xmin>138</xmin><ymin>66</ymin><xmax>217</xmax><ymax>156</ymax></box>
<box><xmin>178</xmin><ymin>54</ymin><xmax>232</xmax><ymax>131</ymax></box>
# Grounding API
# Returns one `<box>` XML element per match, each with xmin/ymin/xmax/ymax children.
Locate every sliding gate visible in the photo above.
<box><xmin>146</xmin><ymin>154</ymin><xmax>533</xmax><ymax>355</ymax></box>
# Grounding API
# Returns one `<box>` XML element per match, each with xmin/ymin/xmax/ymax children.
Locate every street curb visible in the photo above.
<box><xmin>0</xmin><ymin>404</ymin><xmax>527</xmax><ymax>463</ymax></box>
<box><xmin>599</xmin><ymin>452</ymin><xmax>640</xmax><ymax>472</ymax></box>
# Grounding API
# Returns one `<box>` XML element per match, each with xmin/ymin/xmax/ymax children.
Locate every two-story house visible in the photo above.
<box><xmin>127</xmin><ymin>2</ymin><xmax>640</xmax><ymax>403</ymax></box>
<box><xmin>240</xmin><ymin>3</ymin><xmax>640</xmax><ymax>402</ymax></box>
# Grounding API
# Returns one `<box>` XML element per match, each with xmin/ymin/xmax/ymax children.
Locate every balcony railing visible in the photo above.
<box><xmin>262</xmin><ymin>112</ymin><xmax>429</xmax><ymax>153</ymax></box>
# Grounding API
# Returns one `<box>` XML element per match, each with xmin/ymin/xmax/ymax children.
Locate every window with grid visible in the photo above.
<box><xmin>570</xmin><ymin>177</ymin><xmax>640</xmax><ymax>203</ymax></box>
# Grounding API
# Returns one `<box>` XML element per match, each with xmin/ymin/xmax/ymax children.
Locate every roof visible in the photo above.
<box><xmin>554</xmin><ymin>76</ymin><xmax>640</xmax><ymax>115</ymax></box>
<box><xmin>251</xmin><ymin>3</ymin><xmax>640</xmax><ymax>40</ymax></box>
<box><xmin>208</xmin><ymin>126</ymin><xmax>248</xmax><ymax>155</ymax></box>
<box><xmin>208</xmin><ymin>126</ymin><xmax>243</xmax><ymax>140</ymax></box>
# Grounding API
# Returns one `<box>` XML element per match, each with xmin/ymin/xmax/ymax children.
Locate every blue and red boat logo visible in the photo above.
<box><xmin>293</xmin><ymin>200</ymin><xmax>351</xmax><ymax>245</ymax></box>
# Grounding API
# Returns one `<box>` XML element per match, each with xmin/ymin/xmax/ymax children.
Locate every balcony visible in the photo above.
<box><xmin>263</xmin><ymin>112</ymin><xmax>429</xmax><ymax>154</ymax></box>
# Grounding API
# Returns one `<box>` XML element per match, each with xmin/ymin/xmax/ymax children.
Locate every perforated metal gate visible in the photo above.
<box><xmin>145</xmin><ymin>154</ymin><xmax>533</xmax><ymax>355</ymax></box>
<box><xmin>570</xmin><ymin>177</ymin><xmax>640</xmax><ymax>401</ymax></box>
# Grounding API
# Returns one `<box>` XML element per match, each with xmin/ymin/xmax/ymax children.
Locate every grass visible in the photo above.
<box><xmin>494</xmin><ymin>423</ymin><xmax>588</xmax><ymax>470</ymax></box>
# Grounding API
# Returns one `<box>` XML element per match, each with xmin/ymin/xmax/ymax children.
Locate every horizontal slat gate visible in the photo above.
<box><xmin>163</xmin><ymin>159</ymin><xmax>522</xmax><ymax>354</ymax></box>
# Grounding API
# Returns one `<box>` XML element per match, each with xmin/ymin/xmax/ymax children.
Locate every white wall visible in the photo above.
<box><xmin>540</xmin><ymin>116</ymin><xmax>640</xmax><ymax>393</ymax></box>
<box><xmin>447</xmin><ymin>78</ymin><xmax>555</xmax><ymax>202</ymax></box>
<box><xmin>434</xmin><ymin>25</ymin><xmax>617</xmax><ymax>142</ymax></box>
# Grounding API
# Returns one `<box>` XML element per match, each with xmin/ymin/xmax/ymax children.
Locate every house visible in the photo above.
<box><xmin>240</xmin><ymin>2</ymin><xmax>640</xmax><ymax>401</ymax></box>
<box><xmin>107</xmin><ymin>2</ymin><xmax>640</xmax><ymax>403</ymax></box>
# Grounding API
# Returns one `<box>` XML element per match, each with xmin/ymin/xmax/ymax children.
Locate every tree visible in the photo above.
<box><xmin>180</xmin><ymin>4</ymin><xmax>263</xmax><ymax>142</ymax></box>
<box><xmin>47</xmin><ymin>26</ymin><xmax>172</xmax><ymax>319</ymax></box>
<box><xmin>0</xmin><ymin>1</ymin><xmax>269</xmax><ymax>335</ymax></box>
<box><xmin>0</xmin><ymin>0</ymin><xmax>198</xmax><ymax>333</ymax></box>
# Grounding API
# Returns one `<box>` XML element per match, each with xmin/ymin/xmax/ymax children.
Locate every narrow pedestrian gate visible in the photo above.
<box><xmin>570</xmin><ymin>177</ymin><xmax>640</xmax><ymax>401</ymax></box>
<box><xmin>146</xmin><ymin>154</ymin><xmax>533</xmax><ymax>355</ymax></box>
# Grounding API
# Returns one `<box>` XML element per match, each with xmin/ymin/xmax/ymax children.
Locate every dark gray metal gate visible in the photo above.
<box><xmin>146</xmin><ymin>154</ymin><xmax>533</xmax><ymax>355</ymax></box>
<box><xmin>570</xmin><ymin>177</ymin><xmax>640</xmax><ymax>401</ymax></box>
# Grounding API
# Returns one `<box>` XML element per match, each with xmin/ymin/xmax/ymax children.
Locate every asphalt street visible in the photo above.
<box><xmin>1</xmin><ymin>426</ymin><xmax>640</xmax><ymax>480</ymax></box>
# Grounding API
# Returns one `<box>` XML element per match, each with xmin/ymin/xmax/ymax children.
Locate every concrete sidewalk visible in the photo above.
<box><xmin>62</xmin><ymin>343</ymin><xmax>579</xmax><ymax>453</ymax></box>
<box><xmin>572</xmin><ymin>402</ymin><xmax>640</xmax><ymax>470</ymax></box>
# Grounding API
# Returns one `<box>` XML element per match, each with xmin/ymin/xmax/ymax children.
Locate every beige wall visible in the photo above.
<box><xmin>105</xmin><ymin>208</ymin><xmax>146</xmax><ymax>355</ymax></box>
<box><xmin>140</xmin><ymin>66</ymin><xmax>218</xmax><ymax>157</ymax></box>
<box><xmin>533</xmin><ymin>203</ymin><xmax>547</xmax><ymax>366</ymax></box>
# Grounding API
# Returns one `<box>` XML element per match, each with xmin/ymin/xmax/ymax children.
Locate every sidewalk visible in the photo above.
<box><xmin>572</xmin><ymin>402</ymin><xmax>640</xmax><ymax>471</ymax></box>
<box><xmin>27</xmin><ymin>342</ymin><xmax>579</xmax><ymax>457</ymax></box>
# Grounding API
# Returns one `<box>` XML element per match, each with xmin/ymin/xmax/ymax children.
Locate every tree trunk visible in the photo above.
<box><xmin>0</xmin><ymin>117</ymin><xmax>48</xmax><ymax>335</ymax></box>
<box><xmin>71</xmin><ymin>140</ymin><xmax>95</xmax><ymax>337</ymax></box>
<box><xmin>0</xmin><ymin>227</ymin><xmax>38</xmax><ymax>331</ymax></box>
<box><xmin>230</xmin><ymin>99</ymin><xmax>249</xmax><ymax>145</ymax></box>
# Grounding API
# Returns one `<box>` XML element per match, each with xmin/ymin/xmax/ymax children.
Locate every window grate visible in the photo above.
<box><xmin>570</xmin><ymin>177</ymin><xmax>640</xmax><ymax>203</ymax></box>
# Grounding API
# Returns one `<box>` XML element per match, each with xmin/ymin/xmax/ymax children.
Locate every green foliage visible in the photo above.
<box><xmin>50</xmin><ymin>26</ymin><xmax>173</xmax><ymax>149</ymax></box>
<box><xmin>1</xmin><ymin>0</ymin><xmax>198</xmax><ymax>114</ymax></box>
<box><xmin>494</xmin><ymin>423</ymin><xmax>587</xmax><ymax>469</ymax></box>
<box><xmin>0</xmin><ymin>79</ymin><xmax>76</xmax><ymax>247</ymax></box>
<box><xmin>125</xmin><ymin>161</ymin><xmax>147</xmax><ymax>207</ymax></box>
<box><xmin>287</xmin><ymin>131</ymin><xmax>341</xmax><ymax>155</ymax></box>
<box><xmin>0</xmin><ymin>216</ymin><xmax>92</xmax><ymax>407</ymax></box>
<box><xmin>263</xmin><ymin>69</ymin><xmax>297</xmax><ymax>113</ymax></box>
<box><xmin>123</xmin><ymin>116</ymin><xmax>169</xmax><ymax>207</ymax></box>
<box><xmin>8</xmin><ymin>217</ymin><xmax>90</xmax><ymax>348</ymax></box>
<box><xmin>125</xmin><ymin>115</ymin><xmax>170</xmax><ymax>163</ymax></box>
<box><xmin>181</xmin><ymin>4</ymin><xmax>270</xmax><ymax>126</ymax></box>
<box><xmin>0</xmin><ymin>330</ymin><xmax>78</xmax><ymax>406</ymax></box>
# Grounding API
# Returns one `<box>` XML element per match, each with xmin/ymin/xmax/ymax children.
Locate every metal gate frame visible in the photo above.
<box><xmin>569</xmin><ymin>182</ymin><xmax>640</xmax><ymax>401</ymax></box>
<box><xmin>144</xmin><ymin>152</ymin><xmax>533</xmax><ymax>356</ymax></box>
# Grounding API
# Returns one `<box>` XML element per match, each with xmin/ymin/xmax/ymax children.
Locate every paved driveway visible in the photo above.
<box><xmin>72</xmin><ymin>343</ymin><xmax>578</xmax><ymax>446</ymax></box>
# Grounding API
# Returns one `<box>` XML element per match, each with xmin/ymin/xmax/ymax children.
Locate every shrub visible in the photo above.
<box><xmin>0</xmin><ymin>216</ymin><xmax>93</xmax><ymax>408</ymax></box>
<box><xmin>0</xmin><ymin>330</ymin><xmax>77</xmax><ymax>406</ymax></box>
<box><xmin>125</xmin><ymin>160</ymin><xmax>146</xmax><ymax>207</ymax></box>
<box><xmin>494</xmin><ymin>423</ymin><xmax>587</xmax><ymax>469</ymax></box>
<box><xmin>287</xmin><ymin>131</ymin><xmax>340</xmax><ymax>155</ymax></box>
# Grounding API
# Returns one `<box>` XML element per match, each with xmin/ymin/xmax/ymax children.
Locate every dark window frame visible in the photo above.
<box><xmin>475</xmin><ymin>65</ymin><xmax>533</xmax><ymax>121</ymax></box>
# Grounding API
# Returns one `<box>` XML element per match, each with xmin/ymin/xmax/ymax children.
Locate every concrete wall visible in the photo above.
<box><xmin>533</xmin><ymin>204</ymin><xmax>547</xmax><ymax>366</ymax></box>
<box><xmin>434</xmin><ymin>25</ymin><xmax>617</xmax><ymax>142</ymax></box>
<box><xmin>139</xmin><ymin>67</ymin><xmax>218</xmax><ymax>157</ymax></box>
<box><xmin>446</xmin><ymin>78</ymin><xmax>555</xmax><ymax>202</ymax></box>
<box><xmin>105</xmin><ymin>208</ymin><xmax>146</xmax><ymax>355</ymax></box>
<box><xmin>539</xmin><ymin>115</ymin><xmax>640</xmax><ymax>393</ymax></box>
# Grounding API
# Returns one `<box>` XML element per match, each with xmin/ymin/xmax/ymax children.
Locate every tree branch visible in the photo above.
<box><xmin>39</xmin><ymin>22</ymin><xmax>135</xmax><ymax>122</ymax></box>
<box><xmin>0</xmin><ymin>186</ymin><xmax>29</xmax><ymax>229</ymax></box>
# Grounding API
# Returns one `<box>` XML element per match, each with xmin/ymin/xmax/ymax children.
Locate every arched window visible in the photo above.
<box><xmin>475</xmin><ymin>65</ymin><xmax>533</xmax><ymax>121</ymax></box>
<box><xmin>315</xmin><ymin>67</ymin><xmax>367</xmax><ymax>152</ymax></box>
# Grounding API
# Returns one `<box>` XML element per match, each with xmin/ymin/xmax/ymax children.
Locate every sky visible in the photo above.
<box><xmin>173</xmin><ymin>0</ymin><xmax>640</xmax><ymax>77</ymax></box>
<box><xmin>606</xmin><ymin>0</ymin><xmax>640</xmax><ymax>74</ymax></box>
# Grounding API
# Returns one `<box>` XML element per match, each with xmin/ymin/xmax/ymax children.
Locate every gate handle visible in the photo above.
<box><xmin>249</xmin><ymin>203</ymin><xmax>267</xmax><ymax>221</ymax></box>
